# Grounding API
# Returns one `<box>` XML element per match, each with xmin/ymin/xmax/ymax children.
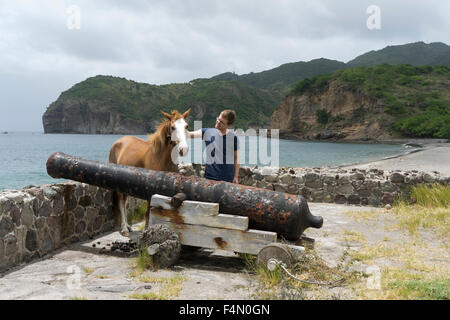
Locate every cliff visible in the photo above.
<box><xmin>271</xmin><ymin>64</ymin><xmax>450</xmax><ymax>141</ymax></box>
<box><xmin>271</xmin><ymin>80</ymin><xmax>391</xmax><ymax>141</ymax></box>
<box><xmin>42</xmin><ymin>97</ymin><xmax>153</xmax><ymax>134</ymax></box>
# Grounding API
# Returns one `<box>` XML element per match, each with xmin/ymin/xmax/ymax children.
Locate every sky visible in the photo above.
<box><xmin>0</xmin><ymin>0</ymin><xmax>449</xmax><ymax>132</ymax></box>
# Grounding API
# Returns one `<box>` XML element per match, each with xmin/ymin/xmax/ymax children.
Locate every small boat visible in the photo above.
<box><xmin>2</xmin><ymin>131</ymin><xmax>8</xmax><ymax>134</ymax></box>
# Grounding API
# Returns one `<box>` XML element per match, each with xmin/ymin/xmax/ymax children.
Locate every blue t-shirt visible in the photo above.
<box><xmin>202</xmin><ymin>128</ymin><xmax>239</xmax><ymax>182</ymax></box>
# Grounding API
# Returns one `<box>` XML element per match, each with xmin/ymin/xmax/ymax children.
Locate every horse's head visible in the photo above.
<box><xmin>161</xmin><ymin>108</ymin><xmax>191</xmax><ymax>157</ymax></box>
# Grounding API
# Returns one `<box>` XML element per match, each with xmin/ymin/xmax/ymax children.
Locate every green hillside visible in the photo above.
<box><xmin>44</xmin><ymin>41</ymin><xmax>450</xmax><ymax>137</ymax></box>
<box><xmin>60</xmin><ymin>75</ymin><xmax>282</xmax><ymax>129</ymax></box>
<box><xmin>211</xmin><ymin>42</ymin><xmax>450</xmax><ymax>93</ymax></box>
<box><xmin>347</xmin><ymin>42</ymin><xmax>450</xmax><ymax>68</ymax></box>
<box><xmin>292</xmin><ymin>64</ymin><xmax>450</xmax><ymax>139</ymax></box>
<box><xmin>211</xmin><ymin>58</ymin><xmax>346</xmax><ymax>93</ymax></box>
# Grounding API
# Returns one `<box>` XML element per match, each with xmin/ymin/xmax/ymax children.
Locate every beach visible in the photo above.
<box><xmin>339</xmin><ymin>139</ymin><xmax>450</xmax><ymax>176</ymax></box>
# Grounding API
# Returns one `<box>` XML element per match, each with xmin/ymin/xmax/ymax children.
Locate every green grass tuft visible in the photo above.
<box><xmin>388</xmin><ymin>278</ymin><xmax>450</xmax><ymax>300</ymax></box>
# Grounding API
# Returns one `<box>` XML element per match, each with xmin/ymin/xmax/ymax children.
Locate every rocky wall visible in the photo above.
<box><xmin>0</xmin><ymin>182</ymin><xmax>143</xmax><ymax>273</ymax></box>
<box><xmin>179</xmin><ymin>164</ymin><xmax>449</xmax><ymax>207</ymax></box>
<box><xmin>1</xmin><ymin>166</ymin><xmax>448</xmax><ymax>273</ymax></box>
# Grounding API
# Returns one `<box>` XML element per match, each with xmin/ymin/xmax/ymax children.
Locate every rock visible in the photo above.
<box><xmin>75</xmin><ymin>221</ymin><xmax>86</xmax><ymax>234</ymax></box>
<box><xmin>389</xmin><ymin>172</ymin><xmax>405</xmax><ymax>183</ymax></box>
<box><xmin>260</xmin><ymin>167</ymin><xmax>278</xmax><ymax>176</ymax></box>
<box><xmin>287</xmin><ymin>184</ymin><xmax>299</xmax><ymax>194</ymax></box>
<box><xmin>25</xmin><ymin>229</ymin><xmax>38</xmax><ymax>252</ymax></box>
<box><xmin>42</xmin><ymin>234</ymin><xmax>53</xmax><ymax>253</ymax></box>
<box><xmin>0</xmin><ymin>217</ymin><xmax>14</xmax><ymax>238</ymax></box>
<box><xmin>348</xmin><ymin>195</ymin><xmax>361</xmax><ymax>205</ymax></box>
<box><xmin>423</xmin><ymin>173</ymin><xmax>437</xmax><ymax>183</ymax></box>
<box><xmin>37</xmin><ymin>202</ymin><xmax>52</xmax><ymax>217</ymax></box>
<box><xmin>334</xmin><ymin>195</ymin><xmax>347</xmax><ymax>204</ymax></box>
<box><xmin>265</xmin><ymin>174</ymin><xmax>279</xmax><ymax>183</ymax></box>
<box><xmin>42</xmin><ymin>187</ymin><xmax>57</xmax><ymax>200</ymax></box>
<box><xmin>140</xmin><ymin>224</ymin><xmax>181</xmax><ymax>268</ymax></box>
<box><xmin>279</xmin><ymin>174</ymin><xmax>294</xmax><ymax>185</ymax></box>
<box><xmin>381</xmin><ymin>193</ymin><xmax>394</xmax><ymax>205</ymax></box>
<box><xmin>79</xmin><ymin>196</ymin><xmax>92</xmax><ymax>207</ymax></box>
<box><xmin>304</xmin><ymin>173</ymin><xmax>322</xmax><ymax>188</ymax></box>
<box><xmin>335</xmin><ymin>183</ymin><xmax>353</xmax><ymax>195</ymax></box>
<box><xmin>5</xmin><ymin>234</ymin><xmax>18</xmax><ymax>256</ymax></box>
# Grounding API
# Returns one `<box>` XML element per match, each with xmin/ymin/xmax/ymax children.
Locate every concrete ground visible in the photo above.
<box><xmin>1</xmin><ymin>139</ymin><xmax>448</xmax><ymax>300</ymax></box>
<box><xmin>1</xmin><ymin>201</ymin><xmax>447</xmax><ymax>300</ymax></box>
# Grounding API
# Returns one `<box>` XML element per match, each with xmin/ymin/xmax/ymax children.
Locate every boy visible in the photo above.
<box><xmin>189</xmin><ymin>110</ymin><xmax>240</xmax><ymax>183</ymax></box>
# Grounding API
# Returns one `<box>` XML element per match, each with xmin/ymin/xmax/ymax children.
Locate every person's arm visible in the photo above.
<box><xmin>188</xmin><ymin>129</ymin><xmax>202</xmax><ymax>139</ymax></box>
<box><xmin>233</xmin><ymin>149</ymin><xmax>240</xmax><ymax>184</ymax></box>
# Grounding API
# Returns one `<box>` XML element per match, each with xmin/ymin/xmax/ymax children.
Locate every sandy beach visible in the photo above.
<box><xmin>339</xmin><ymin>139</ymin><xmax>450</xmax><ymax>176</ymax></box>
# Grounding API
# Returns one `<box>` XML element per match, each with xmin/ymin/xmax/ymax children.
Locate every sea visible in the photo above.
<box><xmin>0</xmin><ymin>132</ymin><xmax>413</xmax><ymax>191</ymax></box>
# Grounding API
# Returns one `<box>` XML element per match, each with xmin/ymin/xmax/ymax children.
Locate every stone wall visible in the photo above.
<box><xmin>179</xmin><ymin>164</ymin><xmax>449</xmax><ymax>207</ymax></box>
<box><xmin>1</xmin><ymin>165</ymin><xmax>448</xmax><ymax>273</ymax></box>
<box><xmin>0</xmin><ymin>182</ymin><xmax>143</xmax><ymax>273</ymax></box>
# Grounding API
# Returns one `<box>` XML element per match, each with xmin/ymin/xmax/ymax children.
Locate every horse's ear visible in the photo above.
<box><xmin>182</xmin><ymin>108</ymin><xmax>191</xmax><ymax>119</ymax></box>
<box><xmin>161</xmin><ymin>110</ymin><xmax>172</xmax><ymax>120</ymax></box>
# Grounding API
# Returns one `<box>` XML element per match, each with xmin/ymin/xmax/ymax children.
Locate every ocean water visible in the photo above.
<box><xmin>0</xmin><ymin>132</ymin><xmax>409</xmax><ymax>191</ymax></box>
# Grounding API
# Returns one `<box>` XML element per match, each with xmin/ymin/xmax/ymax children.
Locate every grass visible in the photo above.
<box><xmin>345</xmin><ymin>233</ymin><xmax>449</xmax><ymax>300</ymax></box>
<box><xmin>128</xmin><ymin>201</ymin><xmax>148</xmax><ymax>224</ymax></box>
<box><xmin>129</xmin><ymin>247</ymin><xmax>158</xmax><ymax>276</ymax></box>
<box><xmin>240</xmin><ymin>249</ymin><xmax>361</xmax><ymax>299</ymax></box>
<box><xmin>388</xmin><ymin>278</ymin><xmax>450</xmax><ymax>300</ymax></box>
<box><xmin>392</xmin><ymin>184</ymin><xmax>450</xmax><ymax>238</ymax></box>
<box><xmin>342</xmin><ymin>230</ymin><xmax>367</xmax><ymax>244</ymax></box>
<box><xmin>127</xmin><ymin>246</ymin><xmax>188</xmax><ymax>300</ymax></box>
<box><xmin>127</xmin><ymin>273</ymin><xmax>188</xmax><ymax>300</ymax></box>
<box><xmin>82</xmin><ymin>267</ymin><xmax>94</xmax><ymax>275</ymax></box>
<box><xmin>343</xmin><ymin>209</ymin><xmax>381</xmax><ymax>222</ymax></box>
<box><xmin>331</xmin><ymin>184</ymin><xmax>450</xmax><ymax>300</ymax></box>
<box><xmin>69</xmin><ymin>296</ymin><xmax>87</xmax><ymax>300</ymax></box>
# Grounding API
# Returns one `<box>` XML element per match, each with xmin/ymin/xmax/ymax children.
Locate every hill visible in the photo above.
<box><xmin>271</xmin><ymin>64</ymin><xmax>450</xmax><ymax>140</ymax></box>
<box><xmin>211</xmin><ymin>58</ymin><xmax>346</xmax><ymax>93</ymax></box>
<box><xmin>347</xmin><ymin>41</ymin><xmax>450</xmax><ymax>68</ymax></box>
<box><xmin>42</xmin><ymin>76</ymin><xmax>282</xmax><ymax>134</ymax></box>
<box><xmin>42</xmin><ymin>41</ymin><xmax>450</xmax><ymax>136</ymax></box>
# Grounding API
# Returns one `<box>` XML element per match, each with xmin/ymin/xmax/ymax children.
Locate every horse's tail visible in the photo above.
<box><xmin>108</xmin><ymin>143</ymin><xmax>118</xmax><ymax>164</ymax></box>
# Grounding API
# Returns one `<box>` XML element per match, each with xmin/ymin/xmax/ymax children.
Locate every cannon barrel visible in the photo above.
<box><xmin>46</xmin><ymin>152</ymin><xmax>323</xmax><ymax>240</ymax></box>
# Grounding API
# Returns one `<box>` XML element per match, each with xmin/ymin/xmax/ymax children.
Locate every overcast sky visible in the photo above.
<box><xmin>0</xmin><ymin>0</ymin><xmax>449</xmax><ymax>131</ymax></box>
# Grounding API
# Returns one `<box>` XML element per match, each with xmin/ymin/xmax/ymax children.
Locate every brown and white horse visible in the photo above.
<box><xmin>108</xmin><ymin>108</ymin><xmax>191</xmax><ymax>236</ymax></box>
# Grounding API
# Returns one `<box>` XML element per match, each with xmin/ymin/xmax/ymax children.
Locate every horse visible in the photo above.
<box><xmin>108</xmin><ymin>108</ymin><xmax>191</xmax><ymax>236</ymax></box>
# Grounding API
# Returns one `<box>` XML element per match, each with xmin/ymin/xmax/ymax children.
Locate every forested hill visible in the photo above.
<box><xmin>42</xmin><ymin>41</ymin><xmax>450</xmax><ymax>136</ymax></box>
<box><xmin>211</xmin><ymin>41</ymin><xmax>450</xmax><ymax>93</ymax></box>
<box><xmin>271</xmin><ymin>64</ymin><xmax>450</xmax><ymax>141</ymax></box>
<box><xmin>42</xmin><ymin>76</ymin><xmax>282</xmax><ymax>134</ymax></box>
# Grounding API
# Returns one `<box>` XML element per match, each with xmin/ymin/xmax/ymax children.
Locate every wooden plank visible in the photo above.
<box><xmin>150</xmin><ymin>194</ymin><xmax>219</xmax><ymax>216</ymax></box>
<box><xmin>150</xmin><ymin>215</ymin><xmax>276</xmax><ymax>255</ymax></box>
<box><xmin>151</xmin><ymin>207</ymin><xmax>248</xmax><ymax>231</ymax></box>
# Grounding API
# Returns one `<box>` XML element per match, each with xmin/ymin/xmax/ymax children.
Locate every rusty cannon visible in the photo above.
<box><xmin>46</xmin><ymin>152</ymin><xmax>323</xmax><ymax>241</ymax></box>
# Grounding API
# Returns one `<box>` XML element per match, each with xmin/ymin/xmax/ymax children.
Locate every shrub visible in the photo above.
<box><xmin>316</xmin><ymin>109</ymin><xmax>331</xmax><ymax>124</ymax></box>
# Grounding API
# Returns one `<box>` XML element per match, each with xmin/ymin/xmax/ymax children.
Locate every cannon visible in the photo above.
<box><xmin>46</xmin><ymin>152</ymin><xmax>323</xmax><ymax>241</ymax></box>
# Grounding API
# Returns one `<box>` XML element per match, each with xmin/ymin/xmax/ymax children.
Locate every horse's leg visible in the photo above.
<box><xmin>118</xmin><ymin>193</ymin><xmax>131</xmax><ymax>236</ymax></box>
<box><xmin>144</xmin><ymin>200</ymin><xmax>150</xmax><ymax>230</ymax></box>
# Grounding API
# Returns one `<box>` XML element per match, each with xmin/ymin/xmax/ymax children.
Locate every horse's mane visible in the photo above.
<box><xmin>147</xmin><ymin>110</ymin><xmax>184</xmax><ymax>154</ymax></box>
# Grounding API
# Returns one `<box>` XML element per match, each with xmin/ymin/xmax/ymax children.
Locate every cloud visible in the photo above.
<box><xmin>0</xmin><ymin>0</ymin><xmax>449</xmax><ymax>131</ymax></box>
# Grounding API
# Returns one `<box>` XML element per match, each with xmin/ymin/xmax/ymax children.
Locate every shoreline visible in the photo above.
<box><xmin>335</xmin><ymin>139</ymin><xmax>450</xmax><ymax>175</ymax></box>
